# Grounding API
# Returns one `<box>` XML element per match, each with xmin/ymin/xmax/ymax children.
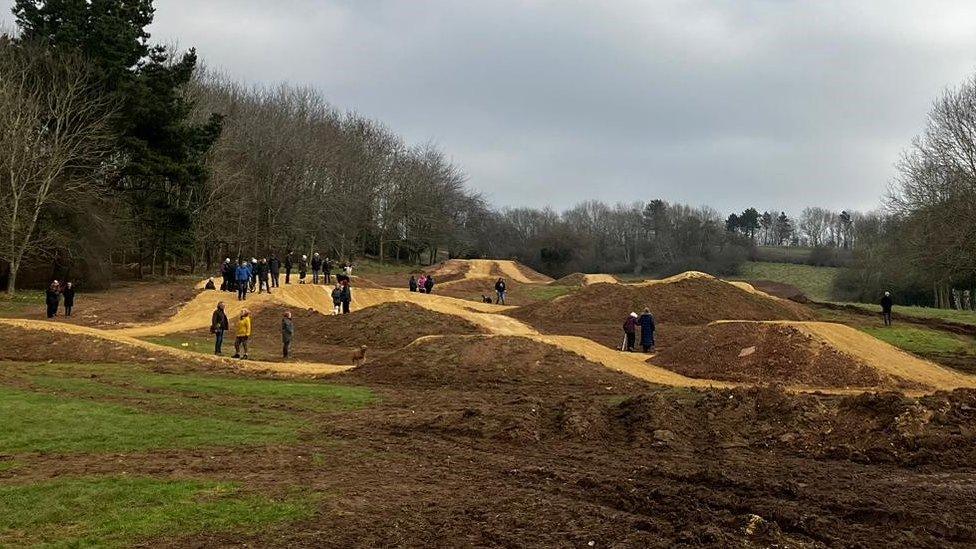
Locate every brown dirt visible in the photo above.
<box><xmin>435</xmin><ymin>278</ymin><xmax>545</xmax><ymax>306</ymax></box>
<box><xmin>353</xmin><ymin>335</ymin><xmax>649</xmax><ymax>393</ymax></box>
<box><xmin>6</xmin><ymin>323</ymin><xmax>976</xmax><ymax>545</ymax></box>
<box><xmin>551</xmin><ymin>272</ymin><xmax>589</xmax><ymax>286</ymax></box>
<box><xmin>745</xmin><ymin>279</ymin><xmax>811</xmax><ymax>303</ymax></box>
<box><xmin>0</xmin><ymin>324</ymin><xmax>187</xmax><ymax>367</ymax></box>
<box><xmin>510</xmin><ymin>277</ymin><xmax>813</xmax><ymax>350</ymax></box>
<box><xmin>513</xmin><ymin>277</ymin><xmax>811</xmax><ymax>327</ymax></box>
<box><xmin>8</xmin><ymin>280</ymin><xmax>199</xmax><ymax>328</ymax></box>
<box><xmin>653</xmin><ymin>322</ymin><xmax>920</xmax><ymax>390</ymax></box>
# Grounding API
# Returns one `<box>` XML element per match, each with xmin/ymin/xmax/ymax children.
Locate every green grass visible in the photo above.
<box><xmin>839</xmin><ymin>302</ymin><xmax>976</xmax><ymax>327</ymax></box>
<box><xmin>144</xmin><ymin>335</ymin><xmax>213</xmax><ymax>354</ymax></box>
<box><xmin>737</xmin><ymin>261</ymin><xmax>839</xmax><ymax>301</ymax></box>
<box><xmin>521</xmin><ymin>285</ymin><xmax>575</xmax><ymax>302</ymax></box>
<box><xmin>862</xmin><ymin>326</ymin><xmax>976</xmax><ymax>356</ymax></box>
<box><xmin>0</xmin><ymin>386</ymin><xmax>287</xmax><ymax>454</ymax></box>
<box><xmin>0</xmin><ymin>476</ymin><xmax>312</xmax><ymax>547</ymax></box>
<box><xmin>0</xmin><ymin>290</ymin><xmax>46</xmax><ymax>316</ymax></box>
<box><xmin>0</xmin><ymin>363</ymin><xmax>374</xmax><ymax>454</ymax></box>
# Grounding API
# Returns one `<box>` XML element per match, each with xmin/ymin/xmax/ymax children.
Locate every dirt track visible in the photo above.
<box><xmin>6</xmin><ymin>260</ymin><xmax>975</xmax><ymax>393</ymax></box>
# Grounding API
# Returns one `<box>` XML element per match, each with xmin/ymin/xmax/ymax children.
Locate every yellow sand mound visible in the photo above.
<box><xmin>0</xmin><ymin>318</ymin><xmax>350</xmax><ymax>377</ymax></box>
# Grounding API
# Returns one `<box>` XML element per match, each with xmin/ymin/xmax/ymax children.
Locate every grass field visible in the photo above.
<box><xmin>863</xmin><ymin>326</ymin><xmax>976</xmax><ymax>356</ymax></box>
<box><xmin>841</xmin><ymin>302</ymin><xmax>976</xmax><ymax>327</ymax></box>
<box><xmin>0</xmin><ymin>290</ymin><xmax>45</xmax><ymax>317</ymax></box>
<box><xmin>737</xmin><ymin>261</ymin><xmax>839</xmax><ymax>301</ymax></box>
<box><xmin>0</xmin><ymin>361</ymin><xmax>372</xmax><ymax>545</ymax></box>
<box><xmin>0</xmin><ymin>477</ymin><xmax>312</xmax><ymax>547</ymax></box>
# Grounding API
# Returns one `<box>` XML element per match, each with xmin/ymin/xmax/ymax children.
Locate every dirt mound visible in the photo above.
<box><xmin>0</xmin><ymin>323</ymin><xmax>186</xmax><ymax>366</ymax></box>
<box><xmin>352</xmin><ymin>335</ymin><xmax>648</xmax><ymax>392</ymax></box>
<box><xmin>551</xmin><ymin>273</ymin><xmax>588</xmax><ymax>286</ymax></box>
<box><xmin>746</xmin><ymin>279</ymin><xmax>810</xmax><ymax>303</ymax></box>
<box><xmin>512</xmin><ymin>274</ymin><xmax>811</xmax><ymax>327</ymax></box>
<box><xmin>653</xmin><ymin>322</ymin><xmax>919</xmax><ymax>390</ymax></box>
<box><xmin>294</xmin><ymin>302</ymin><xmax>484</xmax><ymax>350</ymax></box>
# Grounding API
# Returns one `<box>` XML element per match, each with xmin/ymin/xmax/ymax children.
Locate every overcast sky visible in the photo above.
<box><xmin>4</xmin><ymin>1</ymin><xmax>976</xmax><ymax>214</ymax></box>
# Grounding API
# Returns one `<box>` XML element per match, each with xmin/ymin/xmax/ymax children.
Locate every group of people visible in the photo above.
<box><xmin>210</xmin><ymin>303</ymin><xmax>295</xmax><ymax>360</ymax></box>
<box><xmin>213</xmin><ymin>253</ymin><xmax>355</xmax><ymax>307</ymax></box>
<box><xmin>408</xmin><ymin>274</ymin><xmax>436</xmax><ymax>294</ymax></box>
<box><xmin>622</xmin><ymin>308</ymin><xmax>656</xmax><ymax>353</ymax></box>
<box><xmin>44</xmin><ymin>280</ymin><xmax>76</xmax><ymax>319</ymax></box>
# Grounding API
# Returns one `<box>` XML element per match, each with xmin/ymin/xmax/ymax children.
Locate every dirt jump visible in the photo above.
<box><xmin>5</xmin><ymin>259</ymin><xmax>975</xmax><ymax>394</ymax></box>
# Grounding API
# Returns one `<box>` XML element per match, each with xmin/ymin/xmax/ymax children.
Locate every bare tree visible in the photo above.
<box><xmin>0</xmin><ymin>42</ymin><xmax>115</xmax><ymax>294</ymax></box>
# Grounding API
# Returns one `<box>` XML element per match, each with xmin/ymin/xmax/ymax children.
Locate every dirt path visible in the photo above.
<box><xmin>0</xmin><ymin>318</ymin><xmax>351</xmax><ymax>377</ymax></box>
<box><xmin>8</xmin><ymin>262</ymin><xmax>976</xmax><ymax>393</ymax></box>
<box><xmin>582</xmin><ymin>274</ymin><xmax>618</xmax><ymax>285</ymax></box>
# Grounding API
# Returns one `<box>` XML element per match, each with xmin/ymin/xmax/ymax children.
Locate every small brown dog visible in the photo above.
<box><xmin>352</xmin><ymin>345</ymin><xmax>368</xmax><ymax>365</ymax></box>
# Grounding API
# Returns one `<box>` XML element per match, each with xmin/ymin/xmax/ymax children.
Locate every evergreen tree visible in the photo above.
<box><xmin>739</xmin><ymin>207</ymin><xmax>760</xmax><ymax>242</ymax></box>
<box><xmin>725</xmin><ymin>213</ymin><xmax>740</xmax><ymax>233</ymax></box>
<box><xmin>14</xmin><ymin>0</ymin><xmax>222</xmax><ymax>275</ymax></box>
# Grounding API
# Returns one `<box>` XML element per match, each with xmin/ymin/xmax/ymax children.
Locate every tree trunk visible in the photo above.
<box><xmin>5</xmin><ymin>259</ymin><xmax>18</xmax><ymax>296</ymax></box>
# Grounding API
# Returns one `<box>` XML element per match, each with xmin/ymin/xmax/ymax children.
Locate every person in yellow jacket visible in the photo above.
<box><xmin>233</xmin><ymin>309</ymin><xmax>252</xmax><ymax>359</ymax></box>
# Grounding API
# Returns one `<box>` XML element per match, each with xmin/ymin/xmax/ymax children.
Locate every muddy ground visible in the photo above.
<box><xmin>4</xmin><ymin>335</ymin><xmax>976</xmax><ymax>547</ymax></box>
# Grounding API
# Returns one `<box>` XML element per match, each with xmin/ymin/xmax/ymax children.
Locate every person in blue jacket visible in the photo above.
<box><xmin>638</xmin><ymin>307</ymin><xmax>656</xmax><ymax>353</ymax></box>
<box><xmin>235</xmin><ymin>260</ymin><xmax>252</xmax><ymax>301</ymax></box>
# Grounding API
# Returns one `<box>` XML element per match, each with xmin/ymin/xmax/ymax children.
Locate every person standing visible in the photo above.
<box><xmin>340</xmin><ymin>280</ymin><xmax>352</xmax><ymax>314</ymax></box>
<box><xmin>638</xmin><ymin>307</ymin><xmax>656</xmax><ymax>353</ymax></box>
<box><xmin>622</xmin><ymin>312</ymin><xmax>638</xmax><ymax>352</ymax></box>
<box><xmin>881</xmin><ymin>291</ymin><xmax>894</xmax><ymax>326</ymax></box>
<box><xmin>233</xmin><ymin>309</ymin><xmax>252</xmax><ymax>359</ymax></box>
<box><xmin>284</xmin><ymin>252</ymin><xmax>294</xmax><ymax>285</ymax></box>
<box><xmin>45</xmin><ymin>281</ymin><xmax>61</xmax><ymax>319</ymax></box>
<box><xmin>257</xmin><ymin>258</ymin><xmax>271</xmax><ymax>294</ymax></box>
<box><xmin>417</xmin><ymin>274</ymin><xmax>428</xmax><ymax>294</ymax></box>
<box><xmin>323</xmin><ymin>257</ymin><xmax>333</xmax><ymax>284</ymax></box>
<box><xmin>249</xmin><ymin>258</ymin><xmax>259</xmax><ymax>292</ymax></box>
<box><xmin>269</xmin><ymin>255</ymin><xmax>281</xmax><ymax>288</ymax></box>
<box><xmin>494</xmin><ymin>278</ymin><xmax>507</xmax><ymax>305</ymax></box>
<box><xmin>331</xmin><ymin>283</ymin><xmax>343</xmax><ymax>315</ymax></box>
<box><xmin>235</xmin><ymin>261</ymin><xmax>251</xmax><ymax>301</ymax></box>
<box><xmin>311</xmin><ymin>253</ymin><xmax>322</xmax><ymax>284</ymax></box>
<box><xmin>424</xmin><ymin>275</ymin><xmax>435</xmax><ymax>295</ymax></box>
<box><xmin>281</xmin><ymin>311</ymin><xmax>295</xmax><ymax>358</ymax></box>
<box><xmin>211</xmin><ymin>301</ymin><xmax>229</xmax><ymax>355</ymax></box>
<box><xmin>221</xmin><ymin>258</ymin><xmax>233</xmax><ymax>291</ymax></box>
<box><xmin>62</xmin><ymin>282</ymin><xmax>76</xmax><ymax>317</ymax></box>
<box><xmin>298</xmin><ymin>255</ymin><xmax>308</xmax><ymax>284</ymax></box>
<box><xmin>409</xmin><ymin>275</ymin><xmax>418</xmax><ymax>292</ymax></box>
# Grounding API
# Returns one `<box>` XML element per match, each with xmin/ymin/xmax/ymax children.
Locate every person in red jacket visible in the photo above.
<box><xmin>622</xmin><ymin>312</ymin><xmax>638</xmax><ymax>352</ymax></box>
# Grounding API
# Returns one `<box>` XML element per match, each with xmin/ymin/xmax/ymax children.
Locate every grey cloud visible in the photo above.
<box><xmin>3</xmin><ymin>0</ymin><xmax>975</xmax><ymax>214</ymax></box>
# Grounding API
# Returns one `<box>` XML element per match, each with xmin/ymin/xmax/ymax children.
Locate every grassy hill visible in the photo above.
<box><xmin>737</xmin><ymin>261</ymin><xmax>839</xmax><ymax>301</ymax></box>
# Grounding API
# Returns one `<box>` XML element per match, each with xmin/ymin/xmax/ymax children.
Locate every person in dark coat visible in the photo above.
<box><xmin>424</xmin><ymin>275</ymin><xmax>435</xmax><ymax>294</ymax></box>
<box><xmin>235</xmin><ymin>261</ymin><xmax>251</xmax><ymax>301</ymax></box>
<box><xmin>311</xmin><ymin>253</ymin><xmax>323</xmax><ymax>284</ymax></box>
<box><xmin>298</xmin><ymin>255</ymin><xmax>308</xmax><ymax>284</ymax></box>
<box><xmin>45</xmin><ymin>280</ymin><xmax>61</xmax><ymax>319</ymax></box>
<box><xmin>638</xmin><ymin>307</ymin><xmax>655</xmax><ymax>352</ymax></box>
<box><xmin>622</xmin><ymin>312</ymin><xmax>638</xmax><ymax>352</ymax></box>
<box><xmin>284</xmin><ymin>252</ymin><xmax>294</xmax><ymax>284</ymax></box>
<box><xmin>494</xmin><ymin>278</ymin><xmax>507</xmax><ymax>304</ymax></box>
<box><xmin>211</xmin><ymin>301</ymin><xmax>229</xmax><ymax>355</ymax></box>
<box><xmin>62</xmin><ymin>282</ymin><xmax>76</xmax><ymax>316</ymax></box>
<box><xmin>269</xmin><ymin>255</ymin><xmax>281</xmax><ymax>288</ymax></box>
<box><xmin>881</xmin><ymin>291</ymin><xmax>894</xmax><ymax>326</ymax></box>
<box><xmin>257</xmin><ymin>258</ymin><xmax>271</xmax><ymax>294</ymax></box>
<box><xmin>323</xmin><ymin>258</ymin><xmax>333</xmax><ymax>284</ymax></box>
<box><xmin>221</xmin><ymin>258</ymin><xmax>233</xmax><ymax>291</ymax></box>
<box><xmin>281</xmin><ymin>311</ymin><xmax>295</xmax><ymax>358</ymax></box>
<box><xmin>408</xmin><ymin>275</ymin><xmax>418</xmax><ymax>292</ymax></box>
<box><xmin>331</xmin><ymin>283</ymin><xmax>343</xmax><ymax>315</ymax></box>
<box><xmin>340</xmin><ymin>280</ymin><xmax>352</xmax><ymax>314</ymax></box>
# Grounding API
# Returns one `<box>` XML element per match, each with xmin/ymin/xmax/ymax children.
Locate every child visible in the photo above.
<box><xmin>233</xmin><ymin>309</ymin><xmax>252</xmax><ymax>359</ymax></box>
<box><xmin>331</xmin><ymin>283</ymin><xmax>342</xmax><ymax>315</ymax></box>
